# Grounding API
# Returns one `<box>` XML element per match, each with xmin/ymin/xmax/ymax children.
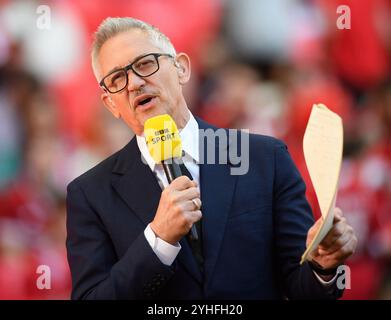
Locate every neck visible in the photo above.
<box><xmin>173</xmin><ymin>107</ymin><xmax>190</xmax><ymax>131</ymax></box>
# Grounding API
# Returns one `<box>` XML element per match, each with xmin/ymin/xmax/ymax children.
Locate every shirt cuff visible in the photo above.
<box><xmin>312</xmin><ymin>269</ymin><xmax>338</xmax><ymax>286</ymax></box>
<box><xmin>144</xmin><ymin>223</ymin><xmax>181</xmax><ymax>266</ymax></box>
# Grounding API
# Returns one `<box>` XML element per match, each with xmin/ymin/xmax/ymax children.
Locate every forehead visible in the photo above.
<box><xmin>98</xmin><ymin>29</ymin><xmax>161</xmax><ymax>77</ymax></box>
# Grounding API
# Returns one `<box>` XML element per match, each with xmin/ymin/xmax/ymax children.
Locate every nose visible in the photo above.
<box><xmin>127</xmin><ymin>70</ymin><xmax>146</xmax><ymax>92</ymax></box>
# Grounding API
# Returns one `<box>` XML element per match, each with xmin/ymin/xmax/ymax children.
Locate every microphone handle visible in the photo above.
<box><xmin>162</xmin><ymin>159</ymin><xmax>182</xmax><ymax>184</ymax></box>
<box><xmin>162</xmin><ymin>159</ymin><xmax>199</xmax><ymax>241</ymax></box>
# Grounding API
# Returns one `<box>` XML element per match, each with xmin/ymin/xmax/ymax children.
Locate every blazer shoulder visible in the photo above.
<box><xmin>197</xmin><ymin>116</ymin><xmax>287</xmax><ymax>151</ymax></box>
<box><xmin>66</xmin><ymin>140</ymin><xmax>132</xmax><ymax>192</ymax></box>
<box><xmin>248</xmin><ymin>133</ymin><xmax>287</xmax><ymax>154</ymax></box>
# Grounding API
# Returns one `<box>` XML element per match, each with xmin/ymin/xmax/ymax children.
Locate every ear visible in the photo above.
<box><xmin>101</xmin><ymin>92</ymin><xmax>121</xmax><ymax>119</ymax></box>
<box><xmin>175</xmin><ymin>53</ymin><xmax>191</xmax><ymax>85</ymax></box>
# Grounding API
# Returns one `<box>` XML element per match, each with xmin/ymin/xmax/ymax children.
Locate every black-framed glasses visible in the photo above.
<box><xmin>99</xmin><ymin>53</ymin><xmax>174</xmax><ymax>94</ymax></box>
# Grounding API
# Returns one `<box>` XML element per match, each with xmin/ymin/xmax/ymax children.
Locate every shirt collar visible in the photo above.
<box><xmin>136</xmin><ymin>111</ymin><xmax>199</xmax><ymax>172</ymax></box>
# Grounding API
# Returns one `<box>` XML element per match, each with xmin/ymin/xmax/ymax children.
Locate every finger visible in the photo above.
<box><xmin>333</xmin><ymin>207</ymin><xmax>343</xmax><ymax>223</ymax></box>
<box><xmin>320</xmin><ymin>220</ymin><xmax>347</xmax><ymax>248</ymax></box>
<box><xmin>193</xmin><ymin>198</ymin><xmax>202</xmax><ymax>210</ymax></box>
<box><xmin>179</xmin><ymin>198</ymin><xmax>202</xmax><ymax>212</ymax></box>
<box><xmin>175</xmin><ymin>187</ymin><xmax>200</xmax><ymax>202</ymax></box>
<box><xmin>189</xmin><ymin>210</ymin><xmax>202</xmax><ymax>224</ymax></box>
<box><xmin>318</xmin><ymin>227</ymin><xmax>351</xmax><ymax>255</ymax></box>
<box><xmin>191</xmin><ymin>210</ymin><xmax>202</xmax><ymax>222</ymax></box>
<box><xmin>183</xmin><ymin>210</ymin><xmax>202</xmax><ymax>227</ymax></box>
<box><xmin>326</xmin><ymin>236</ymin><xmax>357</xmax><ymax>263</ymax></box>
<box><xmin>189</xmin><ymin>198</ymin><xmax>202</xmax><ymax>211</ymax></box>
<box><xmin>170</xmin><ymin>175</ymin><xmax>194</xmax><ymax>191</ymax></box>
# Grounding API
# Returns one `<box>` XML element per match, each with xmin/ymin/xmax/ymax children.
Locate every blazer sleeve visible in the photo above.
<box><xmin>66</xmin><ymin>180</ymin><xmax>176</xmax><ymax>300</ymax></box>
<box><xmin>272</xmin><ymin>141</ymin><xmax>344</xmax><ymax>300</ymax></box>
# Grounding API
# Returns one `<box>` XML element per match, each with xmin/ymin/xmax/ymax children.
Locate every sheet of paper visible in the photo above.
<box><xmin>300</xmin><ymin>104</ymin><xmax>343</xmax><ymax>264</ymax></box>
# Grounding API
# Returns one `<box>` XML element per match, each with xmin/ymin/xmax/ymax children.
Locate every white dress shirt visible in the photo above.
<box><xmin>136</xmin><ymin>110</ymin><xmax>337</xmax><ymax>285</ymax></box>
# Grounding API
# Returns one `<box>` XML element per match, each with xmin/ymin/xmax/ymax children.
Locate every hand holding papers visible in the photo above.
<box><xmin>300</xmin><ymin>104</ymin><xmax>344</xmax><ymax>264</ymax></box>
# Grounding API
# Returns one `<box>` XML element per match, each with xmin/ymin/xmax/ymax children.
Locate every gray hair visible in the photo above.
<box><xmin>91</xmin><ymin>17</ymin><xmax>177</xmax><ymax>81</ymax></box>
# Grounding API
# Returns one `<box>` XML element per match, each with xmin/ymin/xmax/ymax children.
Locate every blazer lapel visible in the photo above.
<box><xmin>111</xmin><ymin>138</ymin><xmax>162</xmax><ymax>226</ymax></box>
<box><xmin>111</xmin><ymin>138</ymin><xmax>203</xmax><ymax>284</ymax></box>
<box><xmin>196</xmin><ymin>118</ymin><xmax>237</xmax><ymax>288</ymax></box>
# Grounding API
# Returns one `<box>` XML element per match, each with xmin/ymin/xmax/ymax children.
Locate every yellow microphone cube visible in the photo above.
<box><xmin>144</xmin><ymin>114</ymin><xmax>183</xmax><ymax>163</ymax></box>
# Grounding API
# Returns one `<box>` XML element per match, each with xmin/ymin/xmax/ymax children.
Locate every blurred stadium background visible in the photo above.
<box><xmin>0</xmin><ymin>0</ymin><xmax>390</xmax><ymax>299</ymax></box>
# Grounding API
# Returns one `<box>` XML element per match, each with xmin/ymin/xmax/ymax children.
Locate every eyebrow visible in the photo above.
<box><xmin>104</xmin><ymin>53</ymin><xmax>148</xmax><ymax>77</ymax></box>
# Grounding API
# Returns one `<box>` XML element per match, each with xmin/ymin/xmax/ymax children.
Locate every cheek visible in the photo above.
<box><xmin>161</xmin><ymin>78</ymin><xmax>182</xmax><ymax>102</ymax></box>
<box><xmin>115</xmin><ymin>98</ymin><xmax>138</xmax><ymax>123</ymax></box>
<box><xmin>120</xmin><ymin>106</ymin><xmax>137</xmax><ymax>122</ymax></box>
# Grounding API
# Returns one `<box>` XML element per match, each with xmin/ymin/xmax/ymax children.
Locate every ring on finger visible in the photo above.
<box><xmin>191</xmin><ymin>198</ymin><xmax>201</xmax><ymax>210</ymax></box>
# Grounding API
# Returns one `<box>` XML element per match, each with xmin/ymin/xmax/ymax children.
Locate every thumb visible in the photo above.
<box><xmin>306</xmin><ymin>217</ymin><xmax>323</xmax><ymax>246</ymax></box>
<box><xmin>309</xmin><ymin>247</ymin><xmax>321</xmax><ymax>260</ymax></box>
<box><xmin>310</xmin><ymin>217</ymin><xmax>323</xmax><ymax>233</ymax></box>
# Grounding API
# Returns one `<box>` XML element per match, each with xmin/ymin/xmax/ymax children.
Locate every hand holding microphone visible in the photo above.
<box><xmin>144</xmin><ymin>114</ymin><xmax>202</xmax><ymax>245</ymax></box>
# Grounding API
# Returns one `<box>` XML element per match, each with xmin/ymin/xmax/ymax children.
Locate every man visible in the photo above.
<box><xmin>66</xmin><ymin>17</ymin><xmax>357</xmax><ymax>299</ymax></box>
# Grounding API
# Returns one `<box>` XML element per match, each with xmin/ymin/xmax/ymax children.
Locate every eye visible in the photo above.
<box><xmin>109</xmin><ymin>71</ymin><xmax>125</xmax><ymax>84</ymax></box>
<box><xmin>135</xmin><ymin>58</ymin><xmax>155</xmax><ymax>69</ymax></box>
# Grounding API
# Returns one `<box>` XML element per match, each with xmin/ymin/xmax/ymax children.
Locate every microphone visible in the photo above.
<box><xmin>144</xmin><ymin>114</ymin><xmax>199</xmax><ymax>240</ymax></box>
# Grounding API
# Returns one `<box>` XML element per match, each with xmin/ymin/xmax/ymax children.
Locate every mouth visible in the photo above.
<box><xmin>134</xmin><ymin>95</ymin><xmax>157</xmax><ymax>111</ymax></box>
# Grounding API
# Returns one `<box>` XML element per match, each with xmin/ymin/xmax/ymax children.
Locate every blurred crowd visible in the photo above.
<box><xmin>0</xmin><ymin>0</ymin><xmax>390</xmax><ymax>299</ymax></box>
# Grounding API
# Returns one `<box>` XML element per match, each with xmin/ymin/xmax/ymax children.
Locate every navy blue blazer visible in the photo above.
<box><xmin>66</xmin><ymin>117</ymin><xmax>343</xmax><ymax>300</ymax></box>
